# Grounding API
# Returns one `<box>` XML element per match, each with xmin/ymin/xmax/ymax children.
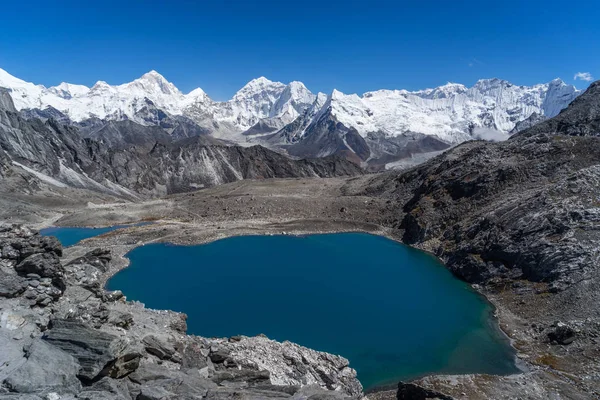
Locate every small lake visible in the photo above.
<box><xmin>40</xmin><ymin>222</ymin><xmax>151</xmax><ymax>247</ymax></box>
<box><xmin>102</xmin><ymin>232</ymin><xmax>518</xmax><ymax>389</ymax></box>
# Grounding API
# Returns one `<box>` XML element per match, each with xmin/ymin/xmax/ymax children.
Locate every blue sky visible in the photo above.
<box><xmin>0</xmin><ymin>0</ymin><xmax>598</xmax><ymax>100</ymax></box>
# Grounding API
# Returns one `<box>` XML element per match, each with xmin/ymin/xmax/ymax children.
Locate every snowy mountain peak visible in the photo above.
<box><xmin>0</xmin><ymin>68</ymin><xmax>28</xmax><ymax>87</ymax></box>
<box><xmin>234</xmin><ymin>77</ymin><xmax>286</xmax><ymax>100</ymax></box>
<box><xmin>548</xmin><ymin>78</ymin><xmax>567</xmax><ymax>87</ymax></box>
<box><xmin>91</xmin><ymin>81</ymin><xmax>111</xmax><ymax>90</ymax></box>
<box><xmin>280</xmin><ymin>81</ymin><xmax>314</xmax><ymax>103</ymax></box>
<box><xmin>185</xmin><ymin>87</ymin><xmax>210</xmax><ymax>104</ymax></box>
<box><xmin>137</xmin><ymin>70</ymin><xmax>170</xmax><ymax>86</ymax></box>
<box><xmin>141</xmin><ymin>70</ymin><xmax>163</xmax><ymax>79</ymax></box>
<box><xmin>48</xmin><ymin>82</ymin><xmax>90</xmax><ymax>99</ymax></box>
<box><xmin>331</xmin><ymin>89</ymin><xmax>347</xmax><ymax>100</ymax></box>
<box><xmin>286</xmin><ymin>81</ymin><xmax>310</xmax><ymax>95</ymax></box>
<box><xmin>128</xmin><ymin>70</ymin><xmax>181</xmax><ymax>96</ymax></box>
<box><xmin>473</xmin><ymin>77</ymin><xmax>512</xmax><ymax>90</ymax></box>
<box><xmin>414</xmin><ymin>82</ymin><xmax>469</xmax><ymax>99</ymax></box>
<box><xmin>247</xmin><ymin>76</ymin><xmax>275</xmax><ymax>85</ymax></box>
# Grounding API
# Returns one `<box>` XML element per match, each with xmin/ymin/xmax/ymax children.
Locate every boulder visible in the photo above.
<box><xmin>210</xmin><ymin>369</ymin><xmax>270</xmax><ymax>387</ymax></box>
<box><xmin>77</xmin><ymin>377</ymin><xmax>130</xmax><ymax>400</ymax></box>
<box><xmin>290</xmin><ymin>384</ymin><xmax>354</xmax><ymax>399</ymax></box>
<box><xmin>142</xmin><ymin>335</ymin><xmax>178</xmax><ymax>361</ymax></box>
<box><xmin>2</xmin><ymin>340</ymin><xmax>81</xmax><ymax>394</ymax></box>
<box><xmin>0</xmin><ymin>334</ymin><xmax>26</xmax><ymax>384</ymax></box>
<box><xmin>134</xmin><ymin>368</ymin><xmax>217</xmax><ymax>400</ymax></box>
<box><xmin>396</xmin><ymin>381</ymin><xmax>454</xmax><ymax>400</ymax></box>
<box><xmin>203</xmin><ymin>387</ymin><xmax>292</xmax><ymax>399</ymax></box>
<box><xmin>43</xmin><ymin>319</ymin><xmax>140</xmax><ymax>381</ymax></box>
<box><xmin>66</xmin><ymin>249</ymin><xmax>112</xmax><ymax>273</ymax></box>
<box><xmin>0</xmin><ymin>272</ymin><xmax>27</xmax><ymax>298</ymax></box>
<box><xmin>128</xmin><ymin>363</ymin><xmax>180</xmax><ymax>385</ymax></box>
<box><xmin>15</xmin><ymin>253</ymin><xmax>64</xmax><ymax>290</ymax></box>
<box><xmin>107</xmin><ymin>311</ymin><xmax>134</xmax><ymax>329</ymax></box>
<box><xmin>181</xmin><ymin>341</ymin><xmax>212</xmax><ymax>370</ymax></box>
<box><xmin>0</xmin><ymin>395</ymin><xmax>45</xmax><ymax>400</ymax></box>
<box><xmin>547</xmin><ymin>322</ymin><xmax>577</xmax><ymax>345</ymax></box>
<box><xmin>217</xmin><ymin>336</ymin><xmax>363</xmax><ymax>397</ymax></box>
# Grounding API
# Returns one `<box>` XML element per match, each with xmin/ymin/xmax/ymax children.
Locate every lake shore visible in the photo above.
<box><xmin>17</xmin><ymin>176</ymin><xmax>581</xmax><ymax>399</ymax></box>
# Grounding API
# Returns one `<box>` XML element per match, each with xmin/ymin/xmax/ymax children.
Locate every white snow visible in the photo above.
<box><xmin>0</xmin><ymin>67</ymin><xmax>580</xmax><ymax>144</ymax></box>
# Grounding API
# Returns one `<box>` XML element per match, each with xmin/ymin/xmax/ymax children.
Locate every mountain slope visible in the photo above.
<box><xmin>358</xmin><ymin>80</ymin><xmax>600</xmax><ymax>288</ymax></box>
<box><xmin>0</xmin><ymin>68</ymin><xmax>579</xmax><ymax>138</ymax></box>
<box><xmin>515</xmin><ymin>80</ymin><xmax>600</xmax><ymax>137</ymax></box>
<box><xmin>0</xmin><ymin>88</ymin><xmax>362</xmax><ymax>198</ymax></box>
<box><xmin>0</xmin><ymin>67</ymin><xmax>580</xmax><ymax>165</ymax></box>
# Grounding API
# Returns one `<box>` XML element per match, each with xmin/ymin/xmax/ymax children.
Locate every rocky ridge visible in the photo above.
<box><xmin>0</xmin><ymin>223</ymin><xmax>363</xmax><ymax>399</ymax></box>
<box><xmin>0</xmin><ymin>88</ymin><xmax>362</xmax><ymax>198</ymax></box>
<box><xmin>0</xmin><ymin>68</ymin><xmax>580</xmax><ymax>166</ymax></box>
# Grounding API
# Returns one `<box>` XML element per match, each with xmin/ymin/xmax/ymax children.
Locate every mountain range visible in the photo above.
<box><xmin>0</xmin><ymin>68</ymin><xmax>581</xmax><ymax>168</ymax></box>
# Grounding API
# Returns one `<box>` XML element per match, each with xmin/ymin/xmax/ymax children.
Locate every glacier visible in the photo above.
<box><xmin>0</xmin><ymin>67</ymin><xmax>581</xmax><ymax>157</ymax></box>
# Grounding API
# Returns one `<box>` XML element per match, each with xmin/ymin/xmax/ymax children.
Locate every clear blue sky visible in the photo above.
<box><xmin>0</xmin><ymin>0</ymin><xmax>598</xmax><ymax>100</ymax></box>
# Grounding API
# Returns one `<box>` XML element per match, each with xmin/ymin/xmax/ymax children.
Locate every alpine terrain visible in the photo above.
<box><xmin>0</xmin><ymin>71</ymin><xmax>599</xmax><ymax>400</ymax></box>
<box><xmin>0</xmin><ymin>68</ymin><xmax>580</xmax><ymax>168</ymax></box>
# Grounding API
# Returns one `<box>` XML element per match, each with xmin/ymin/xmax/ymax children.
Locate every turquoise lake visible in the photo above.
<box><xmin>44</xmin><ymin>227</ymin><xmax>518</xmax><ymax>389</ymax></box>
<box><xmin>106</xmin><ymin>233</ymin><xmax>518</xmax><ymax>389</ymax></box>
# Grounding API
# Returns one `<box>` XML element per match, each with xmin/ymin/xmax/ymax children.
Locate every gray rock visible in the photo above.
<box><xmin>66</xmin><ymin>249</ymin><xmax>112</xmax><ymax>273</ymax></box>
<box><xmin>0</xmin><ymin>272</ymin><xmax>27</xmax><ymax>298</ymax></box>
<box><xmin>290</xmin><ymin>384</ymin><xmax>354</xmax><ymax>399</ymax></box>
<box><xmin>102</xmin><ymin>290</ymin><xmax>124</xmax><ymax>302</ymax></box>
<box><xmin>128</xmin><ymin>363</ymin><xmax>179</xmax><ymax>385</ymax></box>
<box><xmin>1</xmin><ymin>245</ymin><xmax>19</xmax><ymax>259</ymax></box>
<box><xmin>204</xmin><ymin>387</ymin><xmax>292</xmax><ymax>399</ymax></box>
<box><xmin>396</xmin><ymin>381</ymin><xmax>454</xmax><ymax>400</ymax></box>
<box><xmin>142</xmin><ymin>335</ymin><xmax>177</xmax><ymax>361</ymax></box>
<box><xmin>0</xmin><ymin>334</ymin><xmax>26</xmax><ymax>384</ymax></box>
<box><xmin>547</xmin><ymin>322</ymin><xmax>577</xmax><ymax>345</ymax></box>
<box><xmin>43</xmin><ymin>319</ymin><xmax>140</xmax><ymax>381</ymax></box>
<box><xmin>77</xmin><ymin>377</ymin><xmax>130</xmax><ymax>400</ymax></box>
<box><xmin>211</xmin><ymin>369</ymin><xmax>271</xmax><ymax>387</ymax></box>
<box><xmin>2</xmin><ymin>339</ymin><xmax>81</xmax><ymax>394</ymax></box>
<box><xmin>181</xmin><ymin>342</ymin><xmax>211</xmax><ymax>370</ymax></box>
<box><xmin>15</xmin><ymin>253</ymin><xmax>64</xmax><ymax>288</ymax></box>
<box><xmin>0</xmin><ymin>88</ymin><xmax>17</xmax><ymax>113</ymax></box>
<box><xmin>136</xmin><ymin>370</ymin><xmax>217</xmax><ymax>400</ymax></box>
<box><xmin>214</xmin><ymin>336</ymin><xmax>363</xmax><ymax>397</ymax></box>
<box><xmin>137</xmin><ymin>385</ymin><xmax>175</xmax><ymax>400</ymax></box>
<box><xmin>107</xmin><ymin>311</ymin><xmax>134</xmax><ymax>329</ymax></box>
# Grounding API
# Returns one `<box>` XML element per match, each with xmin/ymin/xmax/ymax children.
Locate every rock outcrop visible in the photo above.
<box><xmin>0</xmin><ymin>224</ymin><xmax>363</xmax><ymax>398</ymax></box>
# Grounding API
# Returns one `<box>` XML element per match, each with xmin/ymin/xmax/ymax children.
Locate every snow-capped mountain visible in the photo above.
<box><xmin>295</xmin><ymin>77</ymin><xmax>580</xmax><ymax>144</ymax></box>
<box><xmin>182</xmin><ymin>78</ymin><xmax>317</xmax><ymax>137</ymax></box>
<box><xmin>0</xmin><ymin>68</ymin><xmax>316</xmax><ymax>133</ymax></box>
<box><xmin>0</xmin><ymin>67</ymin><xmax>581</xmax><ymax>165</ymax></box>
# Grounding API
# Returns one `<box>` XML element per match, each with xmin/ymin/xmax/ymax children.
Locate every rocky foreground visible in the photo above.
<box><xmin>0</xmin><ymin>224</ymin><xmax>363</xmax><ymax>399</ymax></box>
